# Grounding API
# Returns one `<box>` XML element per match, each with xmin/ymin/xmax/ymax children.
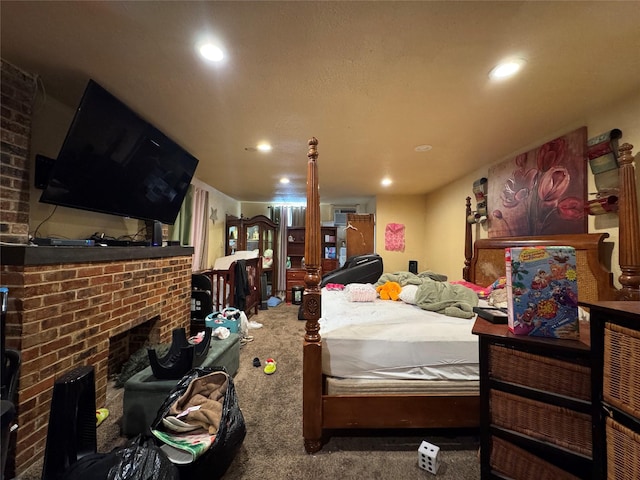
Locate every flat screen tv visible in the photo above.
<box><xmin>39</xmin><ymin>79</ymin><xmax>198</xmax><ymax>225</ymax></box>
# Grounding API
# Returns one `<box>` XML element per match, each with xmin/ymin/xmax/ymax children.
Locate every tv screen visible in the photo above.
<box><xmin>39</xmin><ymin>80</ymin><xmax>198</xmax><ymax>225</ymax></box>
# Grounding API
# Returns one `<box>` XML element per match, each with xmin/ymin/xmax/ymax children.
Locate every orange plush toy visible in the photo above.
<box><xmin>376</xmin><ymin>281</ymin><xmax>402</xmax><ymax>301</ymax></box>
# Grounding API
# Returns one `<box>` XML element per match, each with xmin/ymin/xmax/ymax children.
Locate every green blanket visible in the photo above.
<box><xmin>375</xmin><ymin>271</ymin><xmax>478</xmax><ymax>319</ymax></box>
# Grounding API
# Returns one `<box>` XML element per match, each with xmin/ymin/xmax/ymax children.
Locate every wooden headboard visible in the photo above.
<box><xmin>468</xmin><ymin>234</ymin><xmax>616</xmax><ymax>302</ymax></box>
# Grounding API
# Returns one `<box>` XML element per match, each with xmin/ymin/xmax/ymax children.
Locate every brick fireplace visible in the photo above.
<box><xmin>0</xmin><ymin>245</ymin><xmax>193</xmax><ymax>476</ymax></box>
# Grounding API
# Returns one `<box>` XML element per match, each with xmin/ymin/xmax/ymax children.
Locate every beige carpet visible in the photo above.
<box><xmin>20</xmin><ymin>302</ymin><xmax>480</xmax><ymax>479</ymax></box>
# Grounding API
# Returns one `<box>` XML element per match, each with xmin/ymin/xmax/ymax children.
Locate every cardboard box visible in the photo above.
<box><xmin>506</xmin><ymin>246</ymin><xmax>579</xmax><ymax>339</ymax></box>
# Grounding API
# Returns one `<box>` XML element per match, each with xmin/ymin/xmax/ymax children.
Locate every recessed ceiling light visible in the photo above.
<box><xmin>414</xmin><ymin>144</ymin><xmax>432</xmax><ymax>152</ymax></box>
<box><xmin>280</xmin><ymin>177</ymin><xmax>290</xmax><ymax>184</ymax></box>
<box><xmin>257</xmin><ymin>143</ymin><xmax>272</xmax><ymax>152</ymax></box>
<box><xmin>489</xmin><ymin>58</ymin><xmax>526</xmax><ymax>80</ymax></box>
<box><xmin>381</xmin><ymin>178</ymin><xmax>392</xmax><ymax>187</ymax></box>
<box><xmin>199</xmin><ymin>43</ymin><xmax>224</xmax><ymax>62</ymax></box>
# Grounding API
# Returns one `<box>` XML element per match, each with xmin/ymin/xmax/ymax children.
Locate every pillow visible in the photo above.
<box><xmin>398</xmin><ymin>284</ymin><xmax>419</xmax><ymax>304</ymax></box>
<box><xmin>344</xmin><ymin>283</ymin><xmax>376</xmax><ymax>302</ymax></box>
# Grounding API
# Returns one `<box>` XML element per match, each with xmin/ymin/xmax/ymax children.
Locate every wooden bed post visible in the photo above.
<box><xmin>463</xmin><ymin>196</ymin><xmax>472</xmax><ymax>281</ymax></box>
<box><xmin>302</xmin><ymin>137</ymin><xmax>323</xmax><ymax>453</ymax></box>
<box><xmin>616</xmin><ymin>143</ymin><xmax>640</xmax><ymax>301</ymax></box>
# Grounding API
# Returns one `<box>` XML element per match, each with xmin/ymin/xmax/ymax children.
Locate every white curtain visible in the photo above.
<box><xmin>191</xmin><ymin>186</ymin><xmax>210</xmax><ymax>271</ymax></box>
<box><xmin>290</xmin><ymin>206</ymin><xmax>305</xmax><ymax>227</ymax></box>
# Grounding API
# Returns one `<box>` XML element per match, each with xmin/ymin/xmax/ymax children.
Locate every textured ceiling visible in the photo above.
<box><xmin>2</xmin><ymin>1</ymin><xmax>640</xmax><ymax>205</ymax></box>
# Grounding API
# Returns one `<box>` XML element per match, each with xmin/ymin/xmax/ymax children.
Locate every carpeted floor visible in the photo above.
<box><xmin>19</xmin><ymin>302</ymin><xmax>480</xmax><ymax>479</ymax></box>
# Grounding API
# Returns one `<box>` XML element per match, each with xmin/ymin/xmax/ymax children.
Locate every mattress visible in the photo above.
<box><xmin>325</xmin><ymin>377</ymin><xmax>479</xmax><ymax>395</ymax></box>
<box><xmin>319</xmin><ymin>289</ymin><xmax>479</xmax><ymax>381</ymax></box>
<box><xmin>213</xmin><ymin>250</ymin><xmax>259</xmax><ymax>270</ymax></box>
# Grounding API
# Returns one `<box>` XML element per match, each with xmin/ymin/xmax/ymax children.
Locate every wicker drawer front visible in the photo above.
<box><xmin>604</xmin><ymin>323</ymin><xmax>640</xmax><ymax>419</ymax></box>
<box><xmin>488</xmin><ymin>344</ymin><xmax>590</xmax><ymax>400</ymax></box>
<box><xmin>606</xmin><ymin>417</ymin><xmax>640</xmax><ymax>480</ymax></box>
<box><xmin>490</xmin><ymin>389</ymin><xmax>592</xmax><ymax>456</ymax></box>
<box><xmin>490</xmin><ymin>436</ymin><xmax>580</xmax><ymax>480</ymax></box>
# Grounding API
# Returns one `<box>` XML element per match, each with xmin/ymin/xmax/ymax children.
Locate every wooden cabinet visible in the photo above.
<box><xmin>226</xmin><ymin>214</ymin><xmax>278</xmax><ymax>294</ymax></box>
<box><xmin>285</xmin><ymin>226</ymin><xmax>338</xmax><ymax>302</ymax></box>
<box><xmin>286</xmin><ymin>227</ymin><xmax>305</xmax><ymax>269</ymax></box>
<box><xmin>472</xmin><ymin>318</ymin><xmax>594</xmax><ymax>479</ymax></box>
<box><xmin>286</xmin><ymin>226</ymin><xmax>338</xmax><ymax>273</ymax></box>
<box><xmin>589</xmin><ymin>301</ymin><xmax>640</xmax><ymax>480</ymax></box>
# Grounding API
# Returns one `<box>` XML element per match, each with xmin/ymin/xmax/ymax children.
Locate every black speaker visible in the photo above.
<box><xmin>409</xmin><ymin>260</ymin><xmax>418</xmax><ymax>274</ymax></box>
<box><xmin>152</xmin><ymin>220</ymin><xmax>163</xmax><ymax>247</ymax></box>
<box><xmin>34</xmin><ymin>154</ymin><xmax>56</xmax><ymax>189</ymax></box>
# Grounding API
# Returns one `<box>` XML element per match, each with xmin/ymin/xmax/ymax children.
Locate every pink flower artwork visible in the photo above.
<box><xmin>488</xmin><ymin>127</ymin><xmax>588</xmax><ymax>237</ymax></box>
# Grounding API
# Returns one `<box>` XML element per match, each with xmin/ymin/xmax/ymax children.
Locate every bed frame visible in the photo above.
<box><xmin>202</xmin><ymin>256</ymin><xmax>262</xmax><ymax>318</ymax></box>
<box><xmin>301</xmin><ymin>138</ymin><xmax>638</xmax><ymax>453</ymax></box>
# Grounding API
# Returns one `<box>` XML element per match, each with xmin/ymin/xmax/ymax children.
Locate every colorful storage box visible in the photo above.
<box><xmin>206</xmin><ymin>312</ymin><xmax>239</xmax><ymax>333</ymax></box>
<box><xmin>505</xmin><ymin>246</ymin><xmax>579</xmax><ymax>339</ymax></box>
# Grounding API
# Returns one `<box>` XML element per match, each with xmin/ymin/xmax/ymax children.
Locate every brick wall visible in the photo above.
<box><xmin>0</xmin><ymin>60</ymin><xmax>37</xmax><ymax>244</ymax></box>
<box><xmin>2</xmin><ymin>252</ymin><xmax>192</xmax><ymax>476</ymax></box>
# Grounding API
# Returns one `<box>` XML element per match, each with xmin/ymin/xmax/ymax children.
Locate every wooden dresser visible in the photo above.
<box><xmin>472</xmin><ymin>317</ymin><xmax>593</xmax><ymax>479</ymax></box>
<box><xmin>588</xmin><ymin>301</ymin><xmax>640</xmax><ymax>480</ymax></box>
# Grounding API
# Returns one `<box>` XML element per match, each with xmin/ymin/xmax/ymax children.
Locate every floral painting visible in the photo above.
<box><xmin>488</xmin><ymin>127</ymin><xmax>588</xmax><ymax>237</ymax></box>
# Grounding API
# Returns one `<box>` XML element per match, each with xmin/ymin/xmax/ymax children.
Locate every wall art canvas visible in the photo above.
<box><xmin>488</xmin><ymin>127</ymin><xmax>588</xmax><ymax>237</ymax></box>
<box><xmin>384</xmin><ymin>223</ymin><xmax>405</xmax><ymax>252</ymax></box>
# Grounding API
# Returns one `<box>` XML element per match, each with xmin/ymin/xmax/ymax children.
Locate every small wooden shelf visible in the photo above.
<box><xmin>286</xmin><ymin>226</ymin><xmax>338</xmax><ymax>272</ymax></box>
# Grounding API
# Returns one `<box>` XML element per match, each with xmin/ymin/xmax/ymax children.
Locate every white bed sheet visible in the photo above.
<box><xmin>319</xmin><ymin>289</ymin><xmax>479</xmax><ymax>381</ymax></box>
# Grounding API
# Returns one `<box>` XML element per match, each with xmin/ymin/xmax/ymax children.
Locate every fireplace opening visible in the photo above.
<box><xmin>107</xmin><ymin>316</ymin><xmax>160</xmax><ymax>379</ymax></box>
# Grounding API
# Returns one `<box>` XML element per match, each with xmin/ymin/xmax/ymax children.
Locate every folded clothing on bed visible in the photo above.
<box><xmin>375</xmin><ymin>271</ymin><xmax>478</xmax><ymax>318</ymax></box>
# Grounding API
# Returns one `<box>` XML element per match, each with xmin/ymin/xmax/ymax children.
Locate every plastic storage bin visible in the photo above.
<box><xmin>205</xmin><ymin>312</ymin><xmax>239</xmax><ymax>333</ymax></box>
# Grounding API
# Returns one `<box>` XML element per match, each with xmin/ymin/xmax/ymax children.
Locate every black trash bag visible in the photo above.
<box><xmin>150</xmin><ymin>367</ymin><xmax>246</xmax><ymax>480</ymax></box>
<box><xmin>61</xmin><ymin>435</ymin><xmax>178</xmax><ymax>480</ymax></box>
<box><xmin>108</xmin><ymin>435</ymin><xmax>179</xmax><ymax>480</ymax></box>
